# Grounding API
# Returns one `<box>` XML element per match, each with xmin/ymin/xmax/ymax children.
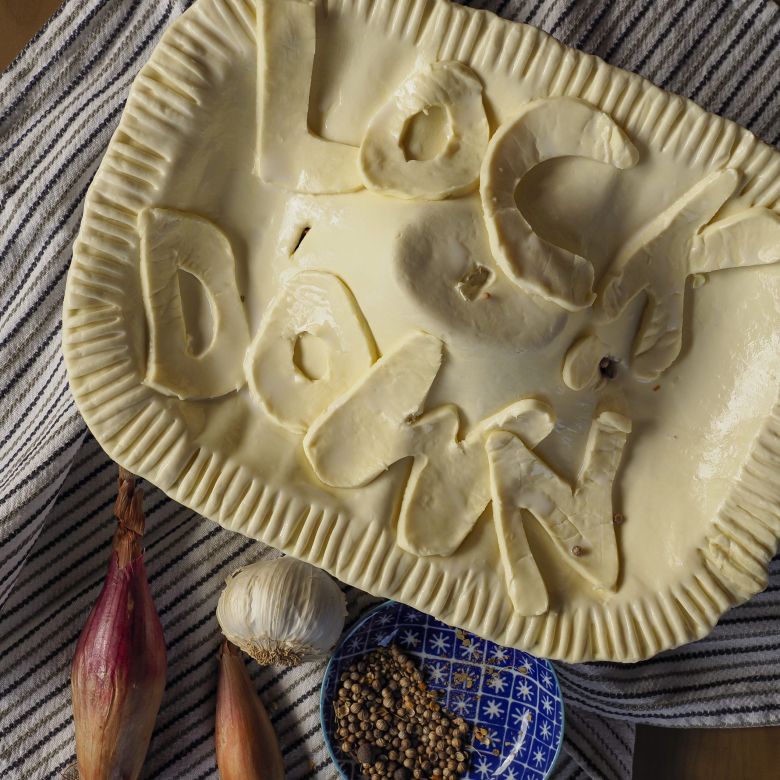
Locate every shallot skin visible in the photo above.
<box><xmin>71</xmin><ymin>473</ymin><xmax>166</xmax><ymax>780</ymax></box>
<box><xmin>216</xmin><ymin>640</ymin><xmax>284</xmax><ymax>780</ymax></box>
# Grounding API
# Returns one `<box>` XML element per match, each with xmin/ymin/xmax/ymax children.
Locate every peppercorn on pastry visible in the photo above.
<box><xmin>63</xmin><ymin>0</ymin><xmax>780</xmax><ymax>662</ymax></box>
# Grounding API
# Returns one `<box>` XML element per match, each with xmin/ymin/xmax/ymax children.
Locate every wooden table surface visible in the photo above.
<box><xmin>2</xmin><ymin>0</ymin><xmax>779</xmax><ymax>777</ymax></box>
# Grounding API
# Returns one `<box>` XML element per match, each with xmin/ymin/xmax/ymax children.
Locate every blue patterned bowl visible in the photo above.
<box><xmin>321</xmin><ymin>602</ymin><xmax>564</xmax><ymax>779</ymax></box>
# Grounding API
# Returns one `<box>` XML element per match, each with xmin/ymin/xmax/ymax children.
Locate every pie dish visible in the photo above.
<box><xmin>63</xmin><ymin>0</ymin><xmax>780</xmax><ymax>661</ymax></box>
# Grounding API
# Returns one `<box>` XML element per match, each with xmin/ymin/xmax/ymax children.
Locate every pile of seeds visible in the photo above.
<box><xmin>334</xmin><ymin>645</ymin><xmax>471</xmax><ymax>779</ymax></box>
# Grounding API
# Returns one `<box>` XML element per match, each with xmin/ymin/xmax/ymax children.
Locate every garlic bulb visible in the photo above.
<box><xmin>216</xmin><ymin>556</ymin><xmax>346</xmax><ymax>665</ymax></box>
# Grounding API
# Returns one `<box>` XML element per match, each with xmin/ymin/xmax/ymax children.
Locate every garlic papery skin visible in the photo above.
<box><xmin>216</xmin><ymin>556</ymin><xmax>346</xmax><ymax>665</ymax></box>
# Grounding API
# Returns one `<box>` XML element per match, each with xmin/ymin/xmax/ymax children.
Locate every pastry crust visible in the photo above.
<box><xmin>63</xmin><ymin>0</ymin><xmax>780</xmax><ymax>662</ymax></box>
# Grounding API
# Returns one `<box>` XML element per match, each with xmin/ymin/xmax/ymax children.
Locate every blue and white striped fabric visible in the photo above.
<box><xmin>1</xmin><ymin>1</ymin><xmax>778</xmax><ymax>778</ymax></box>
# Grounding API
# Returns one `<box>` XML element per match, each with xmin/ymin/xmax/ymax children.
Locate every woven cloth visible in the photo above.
<box><xmin>1</xmin><ymin>1</ymin><xmax>778</xmax><ymax>778</ymax></box>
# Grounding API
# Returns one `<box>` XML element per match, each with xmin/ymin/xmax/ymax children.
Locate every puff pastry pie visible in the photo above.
<box><xmin>64</xmin><ymin>0</ymin><xmax>780</xmax><ymax>661</ymax></box>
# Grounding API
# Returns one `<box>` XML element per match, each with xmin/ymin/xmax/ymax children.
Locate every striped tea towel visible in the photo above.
<box><xmin>1</xmin><ymin>1</ymin><xmax>778</xmax><ymax>778</ymax></box>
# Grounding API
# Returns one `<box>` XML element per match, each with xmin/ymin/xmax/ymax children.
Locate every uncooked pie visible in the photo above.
<box><xmin>63</xmin><ymin>0</ymin><xmax>780</xmax><ymax>661</ymax></box>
